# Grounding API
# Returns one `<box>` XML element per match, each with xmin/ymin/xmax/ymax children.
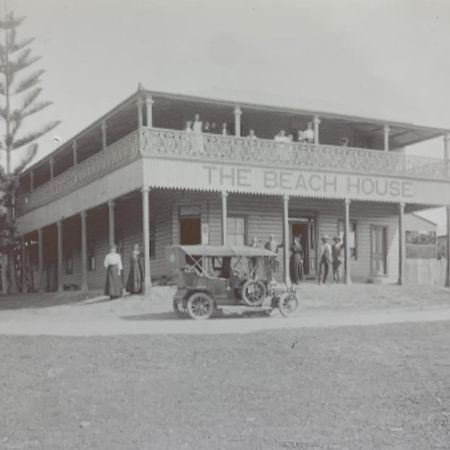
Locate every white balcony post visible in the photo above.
<box><xmin>72</xmin><ymin>140</ymin><xmax>78</xmax><ymax>166</ymax></box>
<box><xmin>234</xmin><ymin>106</ymin><xmax>242</xmax><ymax>137</ymax></box>
<box><xmin>313</xmin><ymin>115</ymin><xmax>320</xmax><ymax>144</ymax></box>
<box><xmin>108</xmin><ymin>199</ymin><xmax>115</xmax><ymax>246</ymax></box>
<box><xmin>101</xmin><ymin>120</ymin><xmax>107</xmax><ymax>150</ymax></box>
<box><xmin>80</xmin><ymin>210</ymin><xmax>88</xmax><ymax>293</ymax></box>
<box><xmin>282</xmin><ymin>194</ymin><xmax>291</xmax><ymax>287</ymax></box>
<box><xmin>398</xmin><ymin>202</ymin><xmax>406</xmax><ymax>285</ymax></box>
<box><xmin>344</xmin><ymin>198</ymin><xmax>352</xmax><ymax>284</ymax></box>
<box><xmin>57</xmin><ymin>219</ymin><xmax>64</xmax><ymax>293</ymax></box>
<box><xmin>37</xmin><ymin>227</ymin><xmax>44</xmax><ymax>293</ymax></box>
<box><xmin>384</xmin><ymin>124</ymin><xmax>390</xmax><ymax>152</ymax></box>
<box><xmin>221</xmin><ymin>191</ymin><xmax>228</xmax><ymax>245</ymax></box>
<box><xmin>142</xmin><ymin>186</ymin><xmax>152</xmax><ymax>293</ymax></box>
<box><xmin>21</xmin><ymin>235</ymin><xmax>27</xmax><ymax>293</ymax></box>
<box><xmin>145</xmin><ymin>95</ymin><xmax>154</xmax><ymax>127</ymax></box>
<box><xmin>446</xmin><ymin>205</ymin><xmax>450</xmax><ymax>288</ymax></box>
<box><xmin>444</xmin><ymin>133</ymin><xmax>450</xmax><ymax>177</ymax></box>
<box><xmin>137</xmin><ymin>97</ymin><xmax>144</xmax><ymax>129</ymax></box>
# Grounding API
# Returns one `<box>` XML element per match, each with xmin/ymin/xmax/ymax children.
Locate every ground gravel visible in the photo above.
<box><xmin>0</xmin><ymin>321</ymin><xmax>449</xmax><ymax>449</ymax></box>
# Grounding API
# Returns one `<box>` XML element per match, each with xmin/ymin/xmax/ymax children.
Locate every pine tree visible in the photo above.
<box><xmin>0</xmin><ymin>11</ymin><xmax>60</xmax><ymax>293</ymax></box>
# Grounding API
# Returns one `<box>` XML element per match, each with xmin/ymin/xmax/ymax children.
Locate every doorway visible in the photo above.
<box><xmin>290</xmin><ymin>217</ymin><xmax>316</xmax><ymax>277</ymax></box>
<box><xmin>180</xmin><ymin>217</ymin><xmax>201</xmax><ymax>245</ymax></box>
<box><xmin>370</xmin><ymin>225</ymin><xmax>387</xmax><ymax>276</ymax></box>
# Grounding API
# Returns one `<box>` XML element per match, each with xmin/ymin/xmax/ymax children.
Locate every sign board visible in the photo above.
<box><xmin>144</xmin><ymin>159</ymin><xmax>450</xmax><ymax>206</ymax></box>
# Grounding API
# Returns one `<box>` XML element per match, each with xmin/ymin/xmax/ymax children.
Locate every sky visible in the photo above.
<box><xmin>4</xmin><ymin>0</ymin><xmax>450</xmax><ymax>232</ymax></box>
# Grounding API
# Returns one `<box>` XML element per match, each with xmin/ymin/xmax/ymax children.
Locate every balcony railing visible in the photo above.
<box><xmin>17</xmin><ymin>130</ymin><xmax>140</xmax><ymax>214</ymax></box>
<box><xmin>141</xmin><ymin>128</ymin><xmax>450</xmax><ymax>181</ymax></box>
<box><xmin>16</xmin><ymin>126</ymin><xmax>450</xmax><ymax>215</ymax></box>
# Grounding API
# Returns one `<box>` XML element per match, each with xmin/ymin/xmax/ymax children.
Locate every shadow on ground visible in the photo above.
<box><xmin>0</xmin><ymin>290</ymin><xmax>106</xmax><ymax>310</ymax></box>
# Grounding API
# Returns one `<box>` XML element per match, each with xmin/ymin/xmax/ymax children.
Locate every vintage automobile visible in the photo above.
<box><xmin>166</xmin><ymin>244</ymin><xmax>299</xmax><ymax>320</ymax></box>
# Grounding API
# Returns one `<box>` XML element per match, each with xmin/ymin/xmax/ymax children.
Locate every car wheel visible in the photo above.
<box><xmin>186</xmin><ymin>292</ymin><xmax>214</xmax><ymax>320</ymax></box>
<box><xmin>241</xmin><ymin>279</ymin><xmax>266</xmax><ymax>307</ymax></box>
<box><xmin>173</xmin><ymin>298</ymin><xmax>187</xmax><ymax>318</ymax></box>
<box><xmin>278</xmin><ymin>291</ymin><xmax>299</xmax><ymax>317</ymax></box>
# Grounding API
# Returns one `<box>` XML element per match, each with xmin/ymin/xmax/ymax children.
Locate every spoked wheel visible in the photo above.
<box><xmin>241</xmin><ymin>279</ymin><xmax>266</xmax><ymax>307</ymax></box>
<box><xmin>278</xmin><ymin>291</ymin><xmax>299</xmax><ymax>317</ymax></box>
<box><xmin>186</xmin><ymin>292</ymin><xmax>215</xmax><ymax>320</ymax></box>
<box><xmin>173</xmin><ymin>298</ymin><xmax>187</xmax><ymax>318</ymax></box>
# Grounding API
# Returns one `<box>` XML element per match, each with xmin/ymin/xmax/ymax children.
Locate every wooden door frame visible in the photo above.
<box><xmin>370</xmin><ymin>224</ymin><xmax>388</xmax><ymax>277</ymax></box>
<box><xmin>288</xmin><ymin>211</ymin><xmax>318</xmax><ymax>278</ymax></box>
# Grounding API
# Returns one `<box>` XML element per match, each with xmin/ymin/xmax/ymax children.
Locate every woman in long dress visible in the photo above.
<box><xmin>290</xmin><ymin>236</ymin><xmax>304</xmax><ymax>284</ymax></box>
<box><xmin>104</xmin><ymin>244</ymin><xmax>123</xmax><ymax>299</ymax></box>
<box><xmin>126</xmin><ymin>244</ymin><xmax>144</xmax><ymax>294</ymax></box>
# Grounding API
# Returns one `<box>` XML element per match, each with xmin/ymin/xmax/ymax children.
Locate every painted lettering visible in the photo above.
<box><xmin>280</xmin><ymin>172</ymin><xmax>292</xmax><ymax>190</ymax></box>
<box><xmin>402</xmin><ymin>181</ymin><xmax>413</xmax><ymax>198</ymax></box>
<box><xmin>203</xmin><ymin>165</ymin><xmax>217</xmax><ymax>185</ymax></box>
<box><xmin>347</xmin><ymin>177</ymin><xmax>360</xmax><ymax>195</ymax></box>
<box><xmin>309</xmin><ymin>174</ymin><xmax>322</xmax><ymax>191</ymax></box>
<box><xmin>324</xmin><ymin>175</ymin><xmax>337</xmax><ymax>192</ymax></box>
<box><xmin>237</xmin><ymin>168</ymin><xmax>252</xmax><ymax>187</ymax></box>
<box><xmin>220</xmin><ymin>167</ymin><xmax>235</xmax><ymax>186</ymax></box>
<box><xmin>264</xmin><ymin>170</ymin><xmax>278</xmax><ymax>188</ymax></box>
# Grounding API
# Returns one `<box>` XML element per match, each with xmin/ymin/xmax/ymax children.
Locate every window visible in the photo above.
<box><xmin>227</xmin><ymin>216</ymin><xmax>246</xmax><ymax>246</ymax></box>
<box><xmin>64</xmin><ymin>253</ymin><xmax>73</xmax><ymax>274</ymax></box>
<box><xmin>405</xmin><ymin>230</ymin><xmax>436</xmax><ymax>245</ymax></box>
<box><xmin>337</xmin><ymin>220</ymin><xmax>357</xmax><ymax>259</ymax></box>
<box><xmin>87</xmin><ymin>235</ymin><xmax>96</xmax><ymax>271</ymax></box>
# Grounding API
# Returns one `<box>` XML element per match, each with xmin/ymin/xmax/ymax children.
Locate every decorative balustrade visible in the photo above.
<box><xmin>141</xmin><ymin>128</ymin><xmax>449</xmax><ymax>181</ymax></box>
<box><xmin>17</xmin><ymin>130</ymin><xmax>140</xmax><ymax>214</ymax></box>
<box><xmin>16</xmin><ymin>126</ymin><xmax>450</xmax><ymax>215</ymax></box>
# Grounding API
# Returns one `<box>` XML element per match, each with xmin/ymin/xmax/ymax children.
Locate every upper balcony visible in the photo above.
<box><xmin>141</xmin><ymin>127</ymin><xmax>449</xmax><ymax>181</ymax></box>
<box><xmin>16</xmin><ymin>88</ymin><xmax>450</xmax><ymax>216</ymax></box>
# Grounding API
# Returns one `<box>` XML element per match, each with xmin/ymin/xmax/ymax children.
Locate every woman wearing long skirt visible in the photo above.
<box><xmin>290</xmin><ymin>236</ymin><xmax>304</xmax><ymax>284</ymax></box>
<box><xmin>126</xmin><ymin>244</ymin><xmax>144</xmax><ymax>294</ymax></box>
<box><xmin>104</xmin><ymin>244</ymin><xmax>123</xmax><ymax>299</ymax></box>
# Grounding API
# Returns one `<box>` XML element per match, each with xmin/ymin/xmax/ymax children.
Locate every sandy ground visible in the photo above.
<box><xmin>0</xmin><ymin>284</ymin><xmax>449</xmax><ymax>336</ymax></box>
<box><xmin>0</xmin><ymin>323</ymin><xmax>449</xmax><ymax>450</ymax></box>
<box><xmin>0</xmin><ymin>285</ymin><xmax>449</xmax><ymax>449</ymax></box>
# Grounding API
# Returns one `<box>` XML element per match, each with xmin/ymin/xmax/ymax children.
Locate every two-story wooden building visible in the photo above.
<box><xmin>16</xmin><ymin>85</ymin><xmax>450</xmax><ymax>293</ymax></box>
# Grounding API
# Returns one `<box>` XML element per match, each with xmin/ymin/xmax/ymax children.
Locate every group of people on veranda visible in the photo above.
<box><xmin>250</xmin><ymin>233</ymin><xmax>345</xmax><ymax>285</ymax></box>
<box><xmin>103</xmin><ymin>243</ymin><xmax>144</xmax><ymax>299</ymax></box>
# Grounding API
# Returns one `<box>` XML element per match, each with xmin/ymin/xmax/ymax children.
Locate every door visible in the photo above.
<box><xmin>290</xmin><ymin>217</ymin><xmax>316</xmax><ymax>277</ymax></box>
<box><xmin>180</xmin><ymin>217</ymin><xmax>201</xmax><ymax>245</ymax></box>
<box><xmin>370</xmin><ymin>225</ymin><xmax>387</xmax><ymax>276</ymax></box>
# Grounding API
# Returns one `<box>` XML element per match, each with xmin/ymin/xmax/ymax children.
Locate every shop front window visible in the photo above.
<box><xmin>227</xmin><ymin>216</ymin><xmax>246</xmax><ymax>246</ymax></box>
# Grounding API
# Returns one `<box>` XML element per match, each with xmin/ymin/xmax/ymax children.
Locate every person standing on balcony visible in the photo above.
<box><xmin>303</xmin><ymin>123</ymin><xmax>314</xmax><ymax>143</ymax></box>
<box><xmin>290</xmin><ymin>236</ymin><xmax>304</xmax><ymax>284</ymax></box>
<box><xmin>222</xmin><ymin>122</ymin><xmax>228</xmax><ymax>136</ymax></box>
<box><xmin>192</xmin><ymin>113</ymin><xmax>204</xmax><ymax>154</ymax></box>
<box><xmin>274</xmin><ymin>130</ymin><xmax>289</xmax><ymax>142</ymax></box>
<box><xmin>318</xmin><ymin>235</ymin><xmax>332</xmax><ymax>284</ymax></box>
<box><xmin>331</xmin><ymin>236</ymin><xmax>345</xmax><ymax>283</ymax></box>
<box><xmin>104</xmin><ymin>244</ymin><xmax>124</xmax><ymax>299</ymax></box>
<box><xmin>247</xmin><ymin>129</ymin><xmax>257</xmax><ymax>140</ymax></box>
<box><xmin>126</xmin><ymin>243</ymin><xmax>144</xmax><ymax>294</ymax></box>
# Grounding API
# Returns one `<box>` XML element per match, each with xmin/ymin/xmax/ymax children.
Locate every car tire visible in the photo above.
<box><xmin>173</xmin><ymin>298</ymin><xmax>187</xmax><ymax>318</ymax></box>
<box><xmin>278</xmin><ymin>291</ymin><xmax>299</xmax><ymax>317</ymax></box>
<box><xmin>186</xmin><ymin>292</ymin><xmax>214</xmax><ymax>320</ymax></box>
<box><xmin>241</xmin><ymin>279</ymin><xmax>266</xmax><ymax>307</ymax></box>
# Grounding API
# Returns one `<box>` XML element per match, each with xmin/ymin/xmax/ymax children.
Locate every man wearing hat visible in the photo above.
<box><xmin>332</xmin><ymin>236</ymin><xmax>345</xmax><ymax>283</ymax></box>
<box><xmin>318</xmin><ymin>235</ymin><xmax>332</xmax><ymax>284</ymax></box>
